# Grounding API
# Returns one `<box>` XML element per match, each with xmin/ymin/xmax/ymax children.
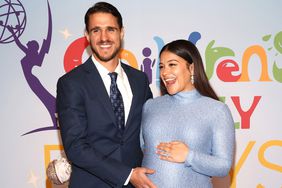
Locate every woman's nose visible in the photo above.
<box><xmin>161</xmin><ymin>66</ymin><xmax>169</xmax><ymax>75</ymax></box>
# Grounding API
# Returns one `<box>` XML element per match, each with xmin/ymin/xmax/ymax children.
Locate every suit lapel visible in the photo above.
<box><xmin>83</xmin><ymin>57</ymin><xmax>116</xmax><ymax>125</ymax></box>
<box><xmin>122</xmin><ymin>64</ymin><xmax>141</xmax><ymax>132</ymax></box>
<box><xmin>82</xmin><ymin>59</ymin><xmax>142</xmax><ymax>134</ymax></box>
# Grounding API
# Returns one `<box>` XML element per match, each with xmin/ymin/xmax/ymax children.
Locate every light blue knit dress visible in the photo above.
<box><xmin>141</xmin><ymin>89</ymin><xmax>235</xmax><ymax>188</ymax></box>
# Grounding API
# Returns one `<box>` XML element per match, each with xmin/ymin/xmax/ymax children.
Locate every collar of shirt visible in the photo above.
<box><xmin>91</xmin><ymin>55</ymin><xmax>124</xmax><ymax>94</ymax></box>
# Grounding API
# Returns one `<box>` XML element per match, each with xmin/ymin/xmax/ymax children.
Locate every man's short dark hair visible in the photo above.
<box><xmin>84</xmin><ymin>2</ymin><xmax>123</xmax><ymax>32</ymax></box>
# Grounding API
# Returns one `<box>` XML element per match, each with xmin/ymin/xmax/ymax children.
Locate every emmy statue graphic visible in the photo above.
<box><xmin>1</xmin><ymin>0</ymin><xmax>58</xmax><ymax>135</ymax></box>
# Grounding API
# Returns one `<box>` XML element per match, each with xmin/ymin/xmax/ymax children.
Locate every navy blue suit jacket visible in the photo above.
<box><xmin>56</xmin><ymin>57</ymin><xmax>152</xmax><ymax>188</ymax></box>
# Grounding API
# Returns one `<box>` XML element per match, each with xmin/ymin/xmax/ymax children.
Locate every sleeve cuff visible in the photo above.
<box><xmin>185</xmin><ymin>150</ymin><xmax>194</xmax><ymax>167</ymax></box>
<box><xmin>124</xmin><ymin>169</ymin><xmax>133</xmax><ymax>185</ymax></box>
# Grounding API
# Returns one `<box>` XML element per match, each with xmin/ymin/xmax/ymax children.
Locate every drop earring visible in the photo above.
<box><xmin>191</xmin><ymin>75</ymin><xmax>194</xmax><ymax>84</ymax></box>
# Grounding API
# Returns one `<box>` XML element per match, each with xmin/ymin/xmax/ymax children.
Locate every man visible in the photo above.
<box><xmin>57</xmin><ymin>2</ymin><xmax>156</xmax><ymax>188</ymax></box>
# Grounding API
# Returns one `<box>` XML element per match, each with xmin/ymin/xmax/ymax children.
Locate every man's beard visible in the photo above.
<box><xmin>91</xmin><ymin>42</ymin><xmax>121</xmax><ymax>62</ymax></box>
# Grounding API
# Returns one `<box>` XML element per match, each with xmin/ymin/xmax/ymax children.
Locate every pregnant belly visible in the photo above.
<box><xmin>142</xmin><ymin>153</ymin><xmax>212</xmax><ymax>188</ymax></box>
<box><xmin>142</xmin><ymin>153</ymin><xmax>186</xmax><ymax>186</ymax></box>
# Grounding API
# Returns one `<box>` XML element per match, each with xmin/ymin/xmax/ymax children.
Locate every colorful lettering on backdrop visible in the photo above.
<box><xmin>64</xmin><ymin>30</ymin><xmax>282</xmax><ymax>131</ymax></box>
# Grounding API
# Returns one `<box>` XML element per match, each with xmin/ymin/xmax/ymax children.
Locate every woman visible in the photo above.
<box><xmin>141</xmin><ymin>40</ymin><xmax>235</xmax><ymax>187</ymax></box>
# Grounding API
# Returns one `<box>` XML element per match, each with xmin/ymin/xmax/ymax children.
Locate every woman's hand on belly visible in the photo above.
<box><xmin>156</xmin><ymin>141</ymin><xmax>189</xmax><ymax>163</ymax></box>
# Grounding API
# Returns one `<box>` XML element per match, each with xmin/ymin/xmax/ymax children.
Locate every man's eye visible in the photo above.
<box><xmin>91</xmin><ymin>28</ymin><xmax>100</xmax><ymax>33</ymax></box>
<box><xmin>108</xmin><ymin>28</ymin><xmax>116</xmax><ymax>32</ymax></box>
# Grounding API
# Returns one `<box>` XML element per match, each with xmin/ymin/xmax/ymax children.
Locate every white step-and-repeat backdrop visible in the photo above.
<box><xmin>1</xmin><ymin>0</ymin><xmax>281</xmax><ymax>187</ymax></box>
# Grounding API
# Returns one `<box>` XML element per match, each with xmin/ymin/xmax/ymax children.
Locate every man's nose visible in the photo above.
<box><xmin>100</xmin><ymin>30</ymin><xmax>109</xmax><ymax>41</ymax></box>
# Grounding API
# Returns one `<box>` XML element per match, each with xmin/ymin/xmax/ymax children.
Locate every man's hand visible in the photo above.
<box><xmin>156</xmin><ymin>141</ymin><xmax>189</xmax><ymax>163</ymax></box>
<box><xmin>130</xmin><ymin>167</ymin><xmax>157</xmax><ymax>188</ymax></box>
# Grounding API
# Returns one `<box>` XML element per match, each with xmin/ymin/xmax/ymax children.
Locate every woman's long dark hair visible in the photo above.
<box><xmin>160</xmin><ymin>39</ymin><xmax>219</xmax><ymax>101</ymax></box>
